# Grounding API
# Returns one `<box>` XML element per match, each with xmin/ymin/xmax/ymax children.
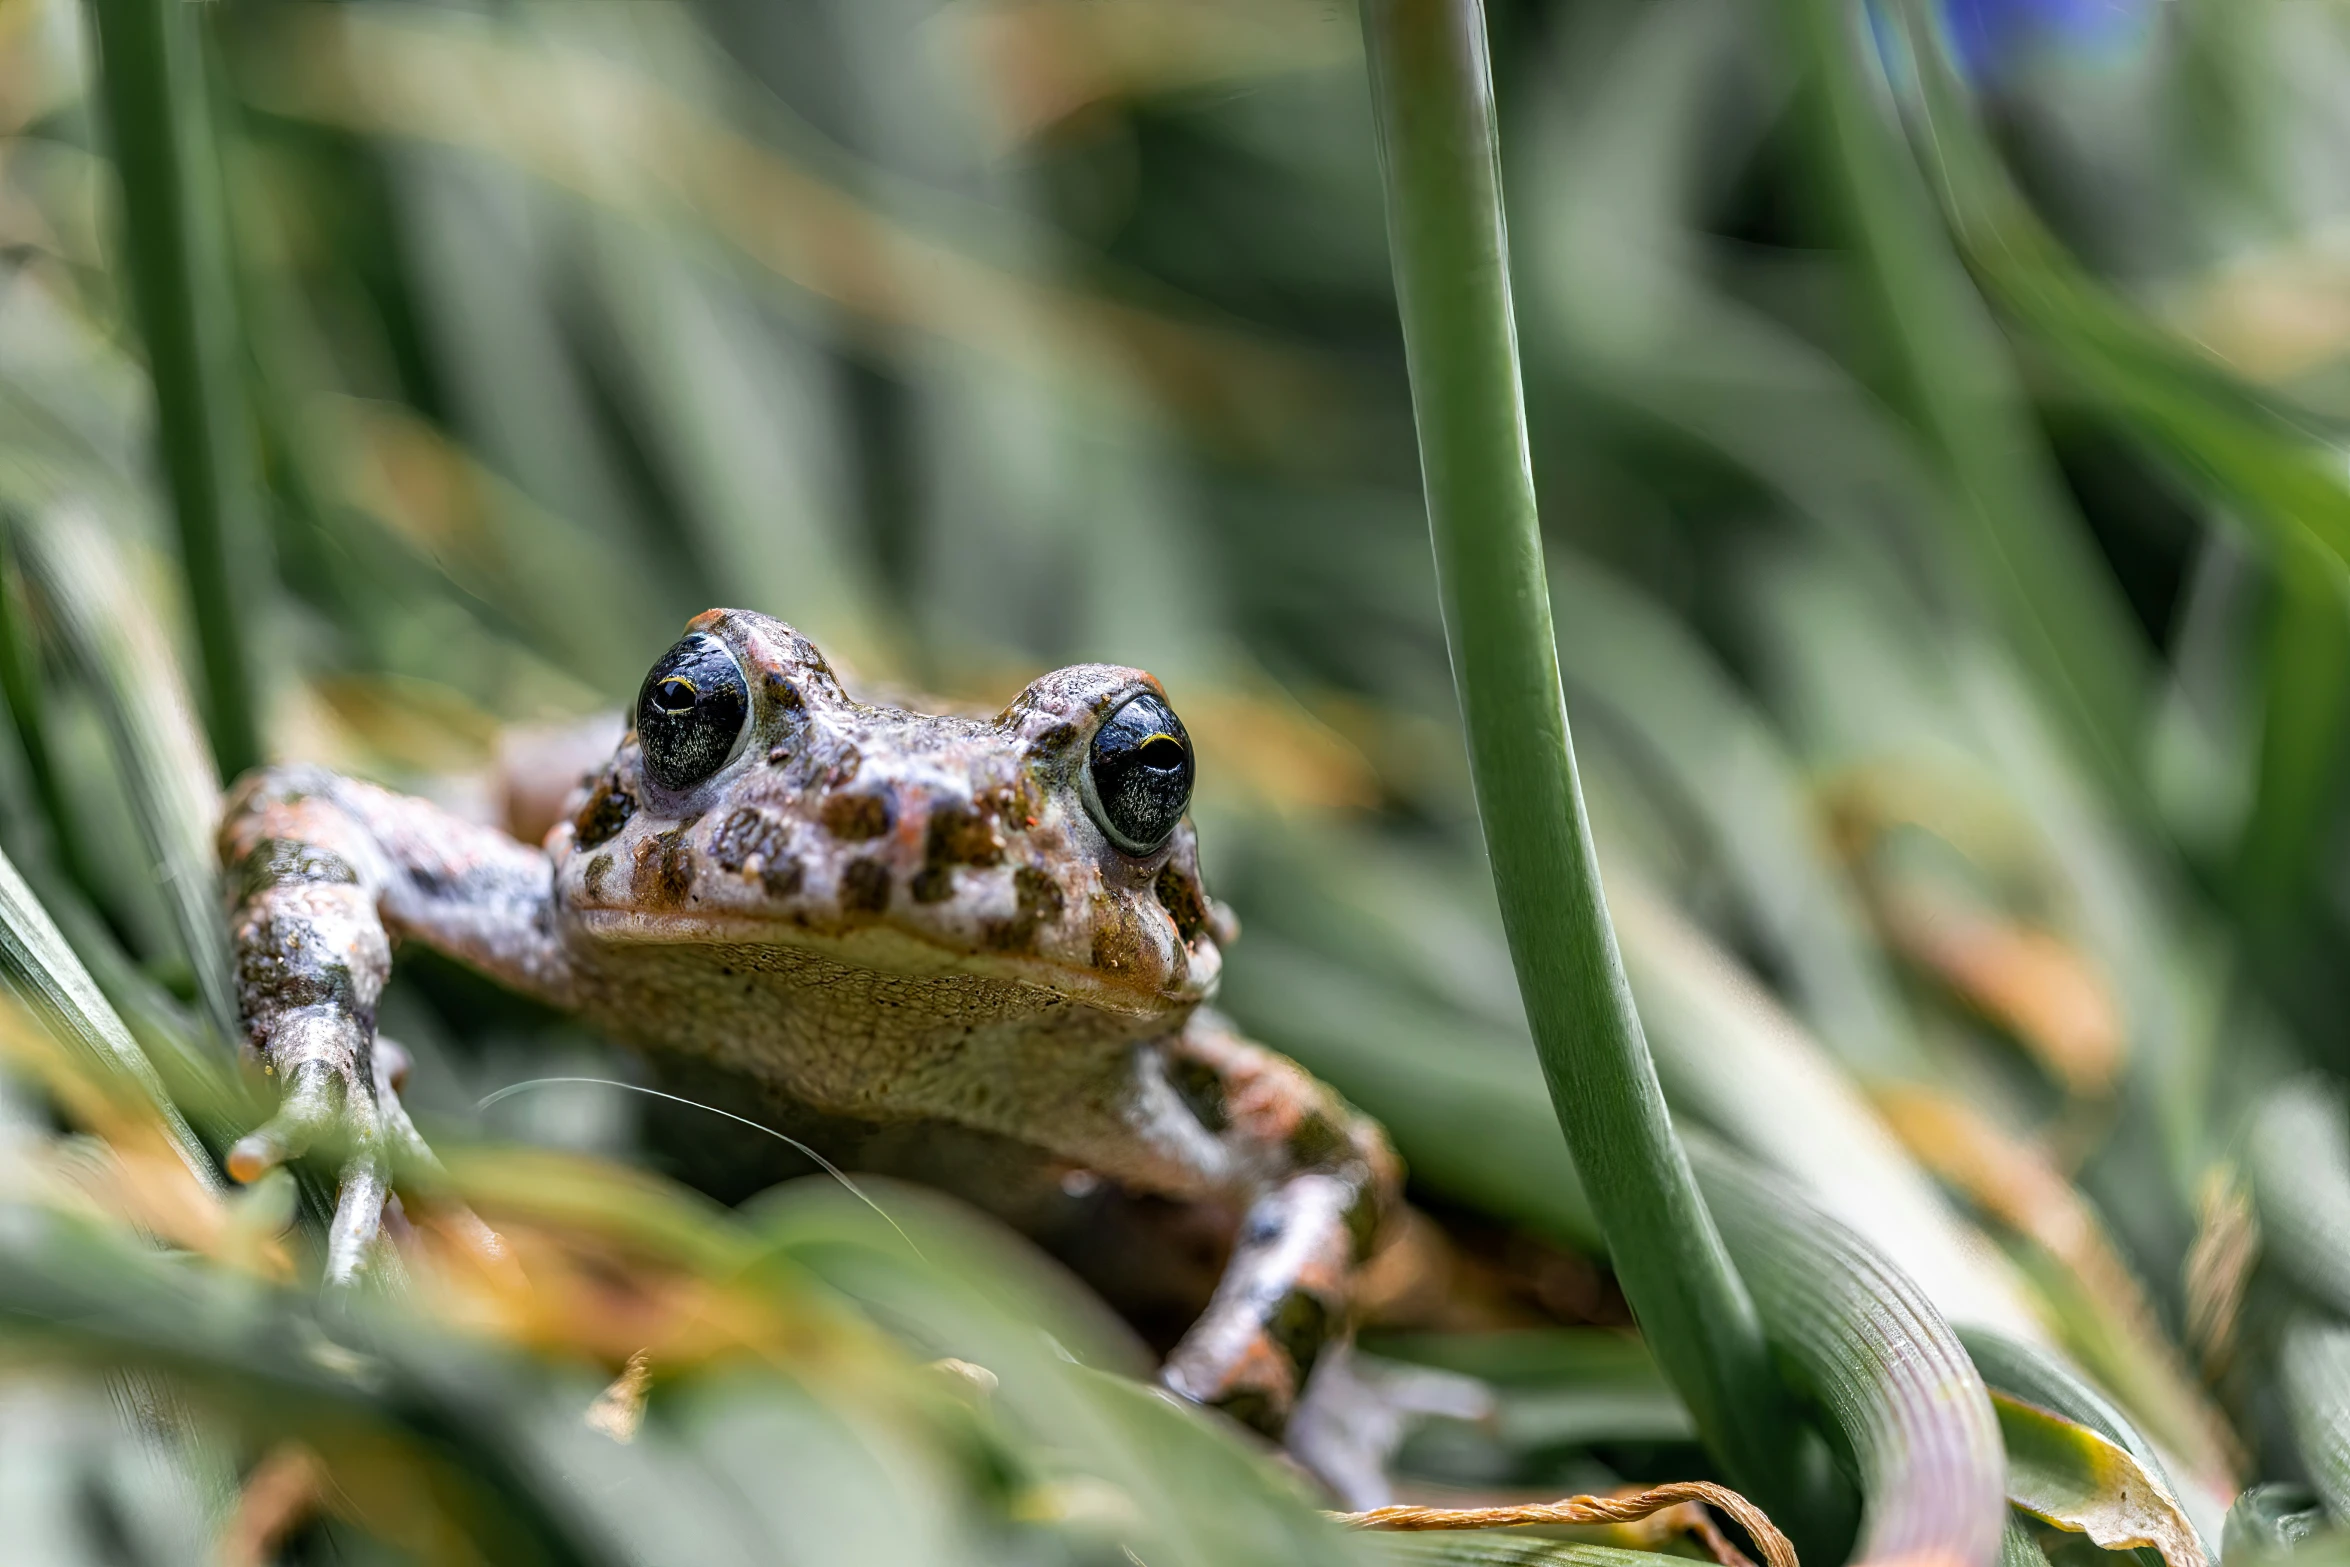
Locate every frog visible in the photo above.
<box><xmin>219</xmin><ymin>607</ymin><xmax>1402</xmax><ymax>1453</ymax></box>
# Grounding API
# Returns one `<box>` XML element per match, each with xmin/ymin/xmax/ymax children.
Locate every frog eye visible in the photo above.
<box><xmin>1082</xmin><ymin>692</ymin><xmax>1194</xmax><ymax>855</ymax></box>
<box><xmin>636</xmin><ymin>633</ymin><xmax>749</xmax><ymax>791</ymax></box>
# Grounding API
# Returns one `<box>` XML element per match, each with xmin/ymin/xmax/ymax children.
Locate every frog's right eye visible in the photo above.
<box><xmin>1082</xmin><ymin>692</ymin><xmax>1194</xmax><ymax>855</ymax></box>
<box><xmin>636</xmin><ymin>633</ymin><xmax>749</xmax><ymax>791</ymax></box>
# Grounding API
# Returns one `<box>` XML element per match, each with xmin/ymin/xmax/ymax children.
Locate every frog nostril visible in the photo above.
<box><xmin>762</xmin><ymin>670</ymin><xmax>805</xmax><ymax>713</ymax></box>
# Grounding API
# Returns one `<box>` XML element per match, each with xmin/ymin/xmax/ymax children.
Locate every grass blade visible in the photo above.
<box><xmin>0</xmin><ymin>839</ymin><xmax>214</xmax><ymax>1189</ymax></box>
<box><xmin>1694</xmin><ymin>1141</ymin><xmax>2006</xmax><ymax>1567</ymax></box>
<box><xmin>86</xmin><ymin>0</ymin><xmax>264</xmax><ymax>778</ymax></box>
<box><xmin>2247</xmin><ymin>1081</ymin><xmax>2350</xmax><ymax>1321</ymax></box>
<box><xmin>14</xmin><ymin>505</ymin><xmax>236</xmax><ymax>1045</ymax></box>
<box><xmin>1358</xmin><ymin>0</ymin><xmax>1818</xmax><ymax>1522</ymax></box>
<box><xmin>2281</xmin><ymin>1314</ymin><xmax>2350</xmax><ymax>1525</ymax></box>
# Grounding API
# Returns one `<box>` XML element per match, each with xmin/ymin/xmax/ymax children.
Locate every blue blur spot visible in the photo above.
<box><xmin>1942</xmin><ymin>0</ymin><xmax>2153</xmax><ymax>79</ymax></box>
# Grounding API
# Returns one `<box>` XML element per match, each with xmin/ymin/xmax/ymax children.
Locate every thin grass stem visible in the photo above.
<box><xmin>1358</xmin><ymin>0</ymin><xmax>1824</xmax><ymax>1528</ymax></box>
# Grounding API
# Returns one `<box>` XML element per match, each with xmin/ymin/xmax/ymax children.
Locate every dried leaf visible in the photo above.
<box><xmin>1994</xmin><ymin>1392</ymin><xmax>2207</xmax><ymax>1567</ymax></box>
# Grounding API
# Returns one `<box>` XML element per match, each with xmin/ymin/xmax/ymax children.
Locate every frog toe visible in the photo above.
<box><xmin>228</xmin><ymin>1058</ymin><xmax>346</xmax><ymax>1183</ymax></box>
<box><xmin>323</xmin><ymin>1149</ymin><xmax>391</xmax><ymax>1286</ymax></box>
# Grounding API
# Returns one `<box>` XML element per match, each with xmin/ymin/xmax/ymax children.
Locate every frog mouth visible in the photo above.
<box><xmin>566</xmin><ymin>902</ymin><xmax>1219</xmax><ymax>1015</ymax></box>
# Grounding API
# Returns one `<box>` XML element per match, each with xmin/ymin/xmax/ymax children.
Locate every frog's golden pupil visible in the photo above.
<box><xmin>654</xmin><ymin>676</ymin><xmax>698</xmax><ymax>713</ymax></box>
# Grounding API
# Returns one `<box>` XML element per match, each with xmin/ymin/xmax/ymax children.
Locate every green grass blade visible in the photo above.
<box><xmin>0</xmin><ymin>840</ymin><xmax>215</xmax><ymax>1190</ymax></box>
<box><xmin>1359</xmin><ymin>0</ymin><xmax>1818</xmax><ymax>1520</ymax></box>
<box><xmin>2248</xmin><ymin>1081</ymin><xmax>2350</xmax><ymax>1320</ymax></box>
<box><xmin>2237</xmin><ymin>552</ymin><xmax>2350</xmax><ymax>924</ymax></box>
<box><xmin>0</xmin><ymin>1200</ymin><xmax>618</xmax><ymax>1566</ymax></box>
<box><xmin>2282</xmin><ymin>1314</ymin><xmax>2350</xmax><ymax>1525</ymax></box>
<box><xmin>0</xmin><ymin>543</ymin><xmax>107</xmax><ymax>913</ymax></box>
<box><xmin>1693</xmin><ymin>1141</ymin><xmax>2006</xmax><ymax>1566</ymax></box>
<box><xmin>1611</xmin><ymin>876</ymin><xmax>2043</xmax><ymax>1343</ymax></box>
<box><xmin>2004</xmin><ymin>1518</ymin><xmax>2056</xmax><ymax>1567</ymax></box>
<box><xmin>86</xmin><ymin>0</ymin><xmax>263</xmax><ymax>778</ymax></box>
<box><xmin>13</xmin><ymin>507</ymin><xmax>236</xmax><ymax>1046</ymax></box>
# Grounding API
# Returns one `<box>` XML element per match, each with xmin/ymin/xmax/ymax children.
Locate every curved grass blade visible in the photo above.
<box><xmin>2248</xmin><ymin>1081</ymin><xmax>2350</xmax><ymax>1320</ymax></box>
<box><xmin>1877</xmin><ymin>1087</ymin><xmax>2238</xmax><ymax>1493</ymax></box>
<box><xmin>86</xmin><ymin>0</ymin><xmax>264</xmax><ymax>778</ymax></box>
<box><xmin>2281</xmin><ymin>1313</ymin><xmax>2350</xmax><ymax>1524</ymax></box>
<box><xmin>0</xmin><ymin>838</ymin><xmax>213</xmax><ymax>1190</ymax></box>
<box><xmin>1357</xmin><ymin>0</ymin><xmax>1819</xmax><ymax>1524</ymax></box>
<box><xmin>1692</xmin><ymin>1141</ymin><xmax>2006</xmax><ymax>1567</ymax></box>
<box><xmin>13</xmin><ymin>505</ymin><xmax>236</xmax><ymax>1045</ymax></box>
<box><xmin>1993</xmin><ymin>1392</ymin><xmax>2207</xmax><ymax>1567</ymax></box>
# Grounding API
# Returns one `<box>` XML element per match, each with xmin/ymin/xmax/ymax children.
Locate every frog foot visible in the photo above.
<box><xmin>230</xmin><ymin>1035</ymin><xmax>480</xmax><ymax>1283</ymax></box>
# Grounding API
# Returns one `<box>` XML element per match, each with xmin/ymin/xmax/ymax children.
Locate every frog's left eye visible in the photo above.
<box><xmin>636</xmin><ymin>633</ymin><xmax>749</xmax><ymax>791</ymax></box>
<box><xmin>1082</xmin><ymin>692</ymin><xmax>1194</xmax><ymax>855</ymax></box>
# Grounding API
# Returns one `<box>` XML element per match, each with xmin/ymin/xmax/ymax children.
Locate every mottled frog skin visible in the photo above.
<box><xmin>221</xmin><ymin>608</ymin><xmax>1400</xmax><ymax>1444</ymax></box>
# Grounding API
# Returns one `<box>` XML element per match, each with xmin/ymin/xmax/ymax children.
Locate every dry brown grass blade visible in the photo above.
<box><xmin>218</xmin><ymin>1443</ymin><xmax>326</xmax><ymax>1567</ymax></box>
<box><xmin>1332</xmin><ymin>1480</ymin><xmax>1796</xmax><ymax>1567</ymax></box>
<box><xmin>1876</xmin><ymin>891</ymin><xmax>2121</xmax><ymax>1097</ymax></box>
<box><xmin>2183</xmin><ymin>1164</ymin><xmax>2258</xmax><ymax>1382</ymax></box>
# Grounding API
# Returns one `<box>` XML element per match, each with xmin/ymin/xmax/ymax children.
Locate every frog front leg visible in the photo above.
<box><xmin>1141</xmin><ymin>1010</ymin><xmax>1402</xmax><ymax>1438</ymax></box>
<box><xmin>220</xmin><ymin>765</ymin><xmax>577</xmax><ymax>1280</ymax></box>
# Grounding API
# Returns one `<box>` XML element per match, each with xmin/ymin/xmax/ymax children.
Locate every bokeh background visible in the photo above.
<box><xmin>2</xmin><ymin>0</ymin><xmax>2349</xmax><ymax>1560</ymax></box>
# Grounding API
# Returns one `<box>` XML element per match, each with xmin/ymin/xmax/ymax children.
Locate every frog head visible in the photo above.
<box><xmin>551</xmin><ymin>609</ymin><xmax>1234</xmax><ymax>1018</ymax></box>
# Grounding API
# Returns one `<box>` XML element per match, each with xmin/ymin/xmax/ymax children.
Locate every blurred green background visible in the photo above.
<box><xmin>6</xmin><ymin>0</ymin><xmax>2350</xmax><ymax>1559</ymax></box>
